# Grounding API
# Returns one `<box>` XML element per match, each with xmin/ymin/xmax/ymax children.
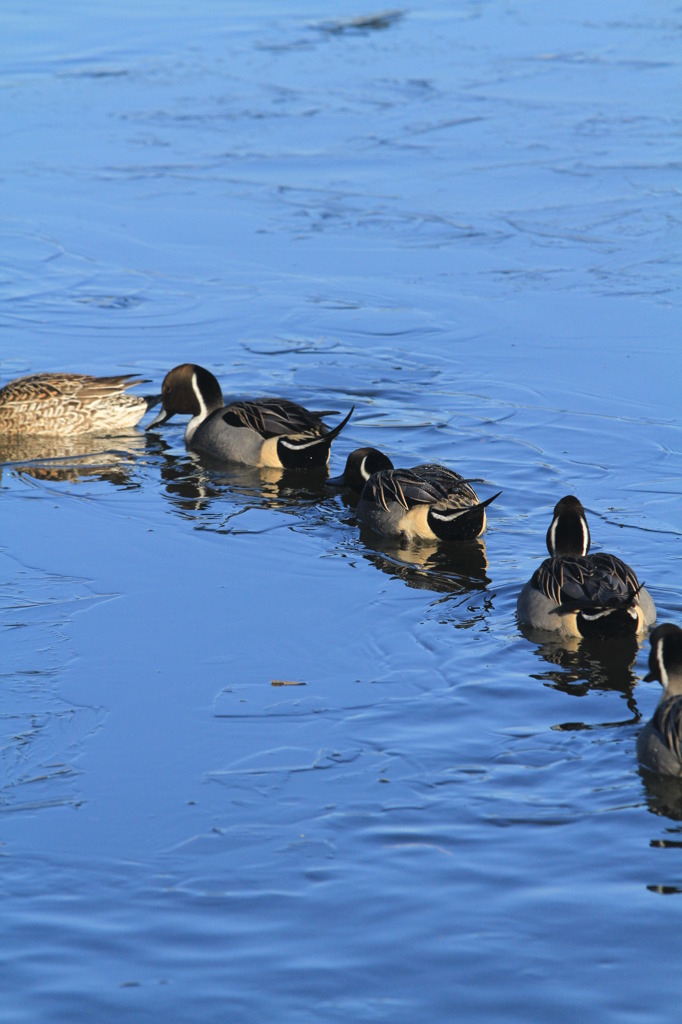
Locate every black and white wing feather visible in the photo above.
<box><xmin>532</xmin><ymin>553</ymin><xmax>642</xmax><ymax>611</ymax></box>
<box><xmin>365</xmin><ymin>468</ymin><xmax>450</xmax><ymax>512</ymax></box>
<box><xmin>652</xmin><ymin>698</ymin><xmax>682</xmax><ymax>764</ymax></box>
<box><xmin>221</xmin><ymin>398</ymin><xmax>333</xmax><ymax>439</ymax></box>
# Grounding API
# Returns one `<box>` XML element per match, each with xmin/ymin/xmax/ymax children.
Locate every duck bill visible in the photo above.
<box><xmin>146</xmin><ymin>406</ymin><xmax>174</xmax><ymax>430</ymax></box>
<box><xmin>325</xmin><ymin>472</ymin><xmax>347</xmax><ymax>487</ymax></box>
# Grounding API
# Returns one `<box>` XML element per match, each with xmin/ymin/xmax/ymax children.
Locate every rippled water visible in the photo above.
<box><xmin>2</xmin><ymin>1</ymin><xmax>682</xmax><ymax>1020</ymax></box>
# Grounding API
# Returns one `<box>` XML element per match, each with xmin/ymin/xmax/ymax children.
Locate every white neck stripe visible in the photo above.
<box><xmin>657</xmin><ymin>637</ymin><xmax>669</xmax><ymax>690</ymax></box>
<box><xmin>191</xmin><ymin>372</ymin><xmax>208</xmax><ymax>420</ymax></box>
<box><xmin>185</xmin><ymin>371</ymin><xmax>210</xmax><ymax>444</ymax></box>
<box><xmin>549</xmin><ymin>517</ymin><xmax>558</xmax><ymax>555</ymax></box>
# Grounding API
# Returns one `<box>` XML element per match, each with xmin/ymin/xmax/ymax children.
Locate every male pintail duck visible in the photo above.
<box><xmin>147</xmin><ymin>363</ymin><xmax>354</xmax><ymax>469</ymax></box>
<box><xmin>327</xmin><ymin>446</ymin><xmax>395</xmax><ymax>490</ymax></box>
<box><xmin>0</xmin><ymin>372</ymin><xmax>160</xmax><ymax>435</ymax></box>
<box><xmin>517</xmin><ymin>494</ymin><xmax>656</xmax><ymax>638</ymax></box>
<box><xmin>637</xmin><ymin>623</ymin><xmax>682</xmax><ymax>776</ymax></box>
<box><xmin>329</xmin><ymin>446</ymin><xmax>500</xmax><ymax>542</ymax></box>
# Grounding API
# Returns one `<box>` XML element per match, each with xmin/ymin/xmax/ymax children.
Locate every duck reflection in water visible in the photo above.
<box><xmin>520</xmin><ymin>623</ymin><xmax>640</xmax><ymax>717</ymax></box>
<box><xmin>639</xmin><ymin>772</ymin><xmax>682</xmax><ymax>824</ymax></box>
<box><xmin>147</xmin><ymin>431</ymin><xmax>335</xmax><ymax>523</ymax></box>
<box><xmin>357</xmin><ymin>526</ymin><xmax>491</xmax><ymax>598</ymax></box>
<box><xmin>0</xmin><ymin>432</ymin><xmax>146</xmax><ymax>488</ymax></box>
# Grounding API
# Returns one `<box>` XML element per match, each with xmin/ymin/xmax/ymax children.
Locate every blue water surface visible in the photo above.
<box><xmin>1</xmin><ymin>1</ymin><xmax>682</xmax><ymax>1021</ymax></box>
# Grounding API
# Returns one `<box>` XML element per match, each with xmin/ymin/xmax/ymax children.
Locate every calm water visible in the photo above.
<box><xmin>2</xmin><ymin>1</ymin><xmax>682</xmax><ymax>1020</ymax></box>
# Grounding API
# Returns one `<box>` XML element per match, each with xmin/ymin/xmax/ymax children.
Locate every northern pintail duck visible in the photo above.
<box><xmin>637</xmin><ymin>624</ymin><xmax>682</xmax><ymax>776</ymax></box>
<box><xmin>327</xmin><ymin>446</ymin><xmax>395</xmax><ymax>490</ymax></box>
<box><xmin>147</xmin><ymin>363</ymin><xmax>353</xmax><ymax>469</ymax></box>
<box><xmin>517</xmin><ymin>494</ymin><xmax>656</xmax><ymax>638</ymax></box>
<box><xmin>329</xmin><ymin>446</ymin><xmax>500</xmax><ymax>542</ymax></box>
<box><xmin>0</xmin><ymin>372</ymin><xmax>160</xmax><ymax>435</ymax></box>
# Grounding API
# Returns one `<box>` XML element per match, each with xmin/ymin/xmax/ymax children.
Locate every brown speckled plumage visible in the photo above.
<box><xmin>0</xmin><ymin>373</ymin><xmax>155</xmax><ymax>435</ymax></box>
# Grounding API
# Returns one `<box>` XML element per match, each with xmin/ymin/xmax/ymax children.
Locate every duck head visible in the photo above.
<box><xmin>645</xmin><ymin>623</ymin><xmax>682</xmax><ymax>694</ymax></box>
<box><xmin>327</xmin><ymin>446</ymin><xmax>394</xmax><ymax>492</ymax></box>
<box><xmin>546</xmin><ymin>494</ymin><xmax>591</xmax><ymax>558</ymax></box>
<box><xmin>147</xmin><ymin>364</ymin><xmax>224</xmax><ymax>429</ymax></box>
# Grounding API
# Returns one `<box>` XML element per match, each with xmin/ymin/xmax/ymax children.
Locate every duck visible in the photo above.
<box><xmin>326</xmin><ymin>446</ymin><xmax>395</xmax><ymax>490</ymax></box>
<box><xmin>517</xmin><ymin>494</ymin><xmax>656</xmax><ymax>638</ymax></box>
<box><xmin>328</xmin><ymin>446</ymin><xmax>500</xmax><ymax>542</ymax></box>
<box><xmin>0</xmin><ymin>371</ymin><xmax>160</xmax><ymax>435</ymax></box>
<box><xmin>637</xmin><ymin>623</ymin><xmax>682</xmax><ymax>776</ymax></box>
<box><xmin>147</xmin><ymin>363</ymin><xmax>354</xmax><ymax>469</ymax></box>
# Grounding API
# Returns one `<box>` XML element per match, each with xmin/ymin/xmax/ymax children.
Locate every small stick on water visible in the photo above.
<box><xmin>271</xmin><ymin>679</ymin><xmax>306</xmax><ymax>687</ymax></box>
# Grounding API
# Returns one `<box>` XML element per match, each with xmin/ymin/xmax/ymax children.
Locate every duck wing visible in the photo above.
<box><xmin>0</xmin><ymin>372</ymin><xmax>145</xmax><ymax>406</ymax></box>
<box><xmin>221</xmin><ymin>398</ymin><xmax>330</xmax><ymax>438</ymax></box>
<box><xmin>533</xmin><ymin>553</ymin><xmax>641</xmax><ymax>609</ymax></box>
<box><xmin>652</xmin><ymin>698</ymin><xmax>682</xmax><ymax>763</ymax></box>
<box><xmin>364</xmin><ymin>468</ymin><xmax>450</xmax><ymax>512</ymax></box>
<box><xmin>411</xmin><ymin>463</ymin><xmax>483</xmax><ymax>504</ymax></box>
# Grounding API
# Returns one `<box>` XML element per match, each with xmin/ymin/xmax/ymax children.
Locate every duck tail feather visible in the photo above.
<box><xmin>427</xmin><ymin>490</ymin><xmax>501</xmax><ymax>541</ymax></box>
<box><xmin>277</xmin><ymin>406</ymin><xmax>354</xmax><ymax>469</ymax></box>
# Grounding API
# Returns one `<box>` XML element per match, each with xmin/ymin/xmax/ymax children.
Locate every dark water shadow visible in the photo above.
<box><xmin>0</xmin><ymin>433</ymin><xmax>146</xmax><ymax>489</ymax></box>
<box><xmin>520</xmin><ymin>624</ymin><xmax>641</xmax><ymax>723</ymax></box>
<box><xmin>315</xmin><ymin>9</ymin><xmax>405</xmax><ymax>35</ymax></box>
<box><xmin>147</xmin><ymin>433</ymin><xmax>334</xmax><ymax>525</ymax></box>
<box><xmin>357</xmin><ymin>526</ymin><xmax>491</xmax><ymax>597</ymax></box>
<box><xmin>639</xmin><ymin>769</ymin><xmax>682</xmax><ymax>824</ymax></box>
